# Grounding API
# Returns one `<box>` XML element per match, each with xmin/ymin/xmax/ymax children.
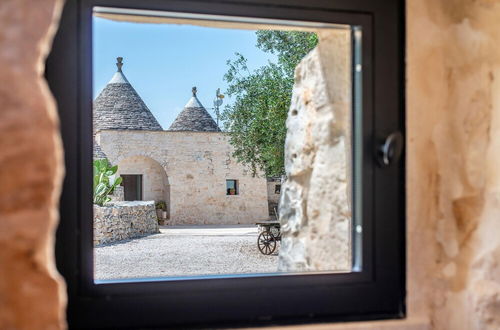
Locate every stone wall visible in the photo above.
<box><xmin>0</xmin><ymin>0</ymin><xmax>66</xmax><ymax>329</ymax></box>
<box><xmin>405</xmin><ymin>0</ymin><xmax>500</xmax><ymax>328</ymax></box>
<box><xmin>266</xmin><ymin>179</ymin><xmax>281</xmax><ymax>217</ymax></box>
<box><xmin>110</xmin><ymin>185</ymin><xmax>124</xmax><ymax>202</ymax></box>
<box><xmin>278</xmin><ymin>29</ymin><xmax>352</xmax><ymax>272</ymax></box>
<box><xmin>117</xmin><ymin>155</ymin><xmax>169</xmax><ymax>202</ymax></box>
<box><xmin>93</xmin><ymin>201</ymin><xmax>159</xmax><ymax>245</ymax></box>
<box><xmin>97</xmin><ymin>130</ymin><xmax>269</xmax><ymax>225</ymax></box>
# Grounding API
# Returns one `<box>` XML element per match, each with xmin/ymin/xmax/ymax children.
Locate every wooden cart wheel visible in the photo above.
<box><xmin>257</xmin><ymin>231</ymin><xmax>276</xmax><ymax>255</ymax></box>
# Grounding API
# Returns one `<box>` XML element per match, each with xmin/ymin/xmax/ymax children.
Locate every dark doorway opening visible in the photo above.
<box><xmin>122</xmin><ymin>174</ymin><xmax>143</xmax><ymax>201</ymax></box>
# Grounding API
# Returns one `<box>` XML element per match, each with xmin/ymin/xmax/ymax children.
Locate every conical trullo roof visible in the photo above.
<box><xmin>93</xmin><ymin>57</ymin><xmax>162</xmax><ymax>132</ymax></box>
<box><xmin>169</xmin><ymin>87</ymin><xmax>220</xmax><ymax>132</ymax></box>
<box><xmin>93</xmin><ymin>142</ymin><xmax>108</xmax><ymax>160</ymax></box>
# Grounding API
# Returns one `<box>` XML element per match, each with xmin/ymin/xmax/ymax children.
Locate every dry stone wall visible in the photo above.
<box><xmin>93</xmin><ymin>201</ymin><xmax>159</xmax><ymax>245</ymax></box>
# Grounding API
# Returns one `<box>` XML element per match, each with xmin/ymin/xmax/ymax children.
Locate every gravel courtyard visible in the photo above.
<box><xmin>95</xmin><ymin>225</ymin><xmax>278</xmax><ymax>280</ymax></box>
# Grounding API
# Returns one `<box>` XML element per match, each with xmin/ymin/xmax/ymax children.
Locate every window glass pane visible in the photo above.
<box><xmin>226</xmin><ymin>180</ymin><xmax>238</xmax><ymax>195</ymax></box>
<box><xmin>275</xmin><ymin>184</ymin><xmax>281</xmax><ymax>194</ymax></box>
<box><xmin>92</xmin><ymin>7</ymin><xmax>359</xmax><ymax>281</ymax></box>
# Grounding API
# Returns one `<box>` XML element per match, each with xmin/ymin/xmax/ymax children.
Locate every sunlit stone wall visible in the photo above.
<box><xmin>93</xmin><ymin>201</ymin><xmax>159</xmax><ymax>245</ymax></box>
<box><xmin>117</xmin><ymin>155</ymin><xmax>169</xmax><ymax>202</ymax></box>
<box><xmin>97</xmin><ymin>130</ymin><xmax>269</xmax><ymax>225</ymax></box>
<box><xmin>278</xmin><ymin>29</ymin><xmax>352</xmax><ymax>272</ymax></box>
<box><xmin>266</xmin><ymin>179</ymin><xmax>281</xmax><ymax>217</ymax></box>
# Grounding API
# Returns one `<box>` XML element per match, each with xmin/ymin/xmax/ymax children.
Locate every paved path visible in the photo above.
<box><xmin>95</xmin><ymin>225</ymin><xmax>278</xmax><ymax>281</ymax></box>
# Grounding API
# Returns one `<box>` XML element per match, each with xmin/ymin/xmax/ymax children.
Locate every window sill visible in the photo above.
<box><xmin>246</xmin><ymin>318</ymin><xmax>430</xmax><ymax>330</ymax></box>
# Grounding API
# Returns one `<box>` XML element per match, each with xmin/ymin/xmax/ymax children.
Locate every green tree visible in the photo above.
<box><xmin>222</xmin><ymin>31</ymin><xmax>318</xmax><ymax>177</ymax></box>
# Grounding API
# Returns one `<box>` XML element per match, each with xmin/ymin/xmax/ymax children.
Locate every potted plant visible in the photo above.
<box><xmin>155</xmin><ymin>201</ymin><xmax>167</xmax><ymax>225</ymax></box>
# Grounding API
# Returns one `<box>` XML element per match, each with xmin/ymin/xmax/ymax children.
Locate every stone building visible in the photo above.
<box><xmin>266</xmin><ymin>177</ymin><xmax>282</xmax><ymax>217</ymax></box>
<box><xmin>93</xmin><ymin>58</ymin><xmax>269</xmax><ymax>225</ymax></box>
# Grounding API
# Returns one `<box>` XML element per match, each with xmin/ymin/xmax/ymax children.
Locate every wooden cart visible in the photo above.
<box><xmin>255</xmin><ymin>220</ymin><xmax>281</xmax><ymax>255</ymax></box>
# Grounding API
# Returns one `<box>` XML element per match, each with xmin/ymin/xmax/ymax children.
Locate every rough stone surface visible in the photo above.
<box><xmin>93</xmin><ymin>62</ymin><xmax>162</xmax><ymax>161</ymax></box>
<box><xmin>406</xmin><ymin>0</ymin><xmax>500</xmax><ymax>328</ymax></box>
<box><xmin>0</xmin><ymin>0</ymin><xmax>66</xmax><ymax>329</ymax></box>
<box><xmin>93</xmin><ymin>65</ymin><xmax>162</xmax><ymax>132</ymax></box>
<box><xmin>169</xmin><ymin>93</ymin><xmax>220</xmax><ymax>132</ymax></box>
<box><xmin>116</xmin><ymin>154</ymin><xmax>169</xmax><ymax>202</ymax></box>
<box><xmin>97</xmin><ymin>130</ymin><xmax>269</xmax><ymax>225</ymax></box>
<box><xmin>93</xmin><ymin>201</ymin><xmax>159</xmax><ymax>245</ymax></box>
<box><xmin>109</xmin><ymin>185</ymin><xmax>124</xmax><ymax>202</ymax></box>
<box><xmin>278</xmin><ymin>29</ymin><xmax>352</xmax><ymax>272</ymax></box>
<box><xmin>93</xmin><ymin>141</ymin><xmax>108</xmax><ymax>160</ymax></box>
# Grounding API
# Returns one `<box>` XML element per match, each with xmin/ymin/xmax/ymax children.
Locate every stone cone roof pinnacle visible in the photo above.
<box><xmin>169</xmin><ymin>86</ymin><xmax>220</xmax><ymax>132</ymax></box>
<box><xmin>93</xmin><ymin>57</ymin><xmax>163</xmax><ymax>132</ymax></box>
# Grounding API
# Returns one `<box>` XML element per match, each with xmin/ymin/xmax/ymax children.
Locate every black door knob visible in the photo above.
<box><xmin>377</xmin><ymin>132</ymin><xmax>403</xmax><ymax>167</ymax></box>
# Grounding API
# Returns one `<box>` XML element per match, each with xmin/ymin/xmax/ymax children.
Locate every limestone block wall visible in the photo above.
<box><xmin>267</xmin><ymin>180</ymin><xmax>281</xmax><ymax>205</ymax></box>
<box><xmin>278</xmin><ymin>29</ymin><xmax>352</xmax><ymax>272</ymax></box>
<box><xmin>117</xmin><ymin>155</ymin><xmax>169</xmax><ymax>202</ymax></box>
<box><xmin>266</xmin><ymin>180</ymin><xmax>281</xmax><ymax>216</ymax></box>
<box><xmin>93</xmin><ymin>201</ymin><xmax>159</xmax><ymax>245</ymax></box>
<box><xmin>97</xmin><ymin>130</ymin><xmax>269</xmax><ymax>224</ymax></box>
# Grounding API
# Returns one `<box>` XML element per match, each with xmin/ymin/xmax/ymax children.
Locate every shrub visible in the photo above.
<box><xmin>155</xmin><ymin>201</ymin><xmax>167</xmax><ymax>210</ymax></box>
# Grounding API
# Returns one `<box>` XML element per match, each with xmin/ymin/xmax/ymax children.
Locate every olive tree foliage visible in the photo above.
<box><xmin>221</xmin><ymin>31</ymin><xmax>318</xmax><ymax>177</ymax></box>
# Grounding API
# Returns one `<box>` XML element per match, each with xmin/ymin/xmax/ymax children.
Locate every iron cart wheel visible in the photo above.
<box><xmin>257</xmin><ymin>231</ymin><xmax>276</xmax><ymax>255</ymax></box>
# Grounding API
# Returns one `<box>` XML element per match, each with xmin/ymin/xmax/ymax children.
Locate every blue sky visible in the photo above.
<box><xmin>93</xmin><ymin>17</ymin><xmax>277</xmax><ymax>129</ymax></box>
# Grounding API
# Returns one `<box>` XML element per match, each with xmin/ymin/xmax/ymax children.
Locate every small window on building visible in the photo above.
<box><xmin>275</xmin><ymin>184</ymin><xmax>281</xmax><ymax>194</ymax></box>
<box><xmin>226</xmin><ymin>179</ymin><xmax>238</xmax><ymax>195</ymax></box>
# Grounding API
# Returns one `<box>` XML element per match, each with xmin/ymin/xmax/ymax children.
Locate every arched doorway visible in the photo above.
<box><xmin>117</xmin><ymin>155</ymin><xmax>170</xmax><ymax>207</ymax></box>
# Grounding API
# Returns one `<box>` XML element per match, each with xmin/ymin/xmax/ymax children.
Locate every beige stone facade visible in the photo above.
<box><xmin>266</xmin><ymin>179</ymin><xmax>281</xmax><ymax>217</ymax></box>
<box><xmin>96</xmin><ymin>129</ymin><xmax>269</xmax><ymax>225</ymax></box>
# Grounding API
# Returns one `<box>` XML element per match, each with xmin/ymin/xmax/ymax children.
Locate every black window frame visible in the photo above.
<box><xmin>46</xmin><ymin>0</ymin><xmax>405</xmax><ymax>328</ymax></box>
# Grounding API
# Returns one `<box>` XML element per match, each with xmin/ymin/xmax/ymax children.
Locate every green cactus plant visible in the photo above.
<box><xmin>93</xmin><ymin>159</ymin><xmax>123</xmax><ymax>206</ymax></box>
